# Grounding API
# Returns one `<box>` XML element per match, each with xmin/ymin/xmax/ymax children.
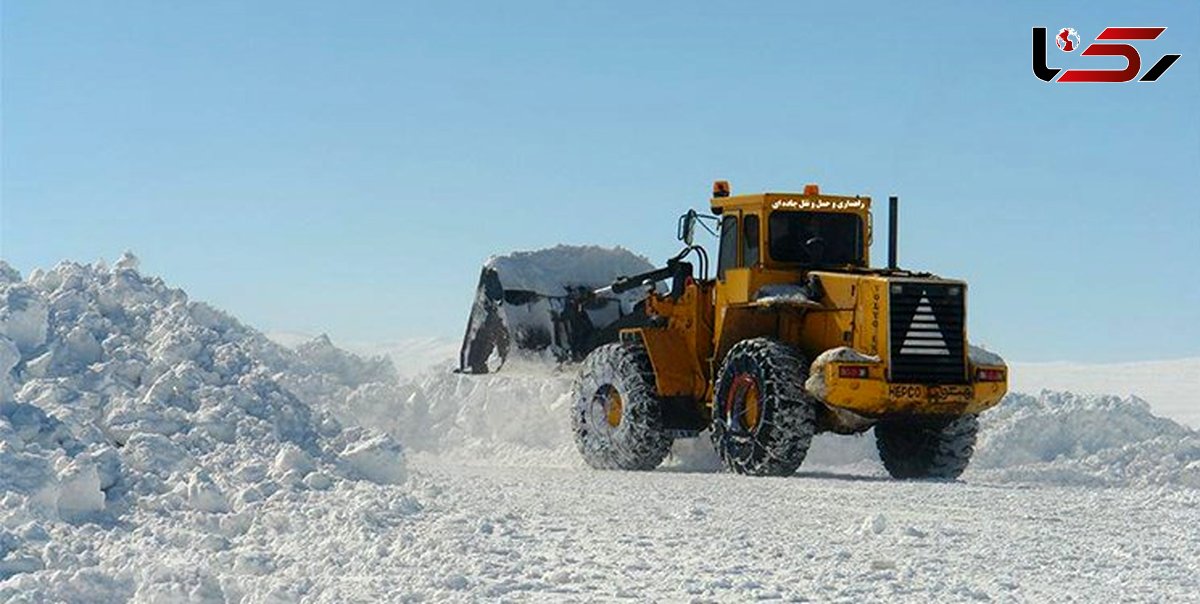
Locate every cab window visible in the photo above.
<box><xmin>717</xmin><ymin>215</ymin><xmax>738</xmax><ymax>280</ymax></box>
<box><xmin>768</xmin><ymin>211</ymin><xmax>863</xmax><ymax>266</ymax></box>
<box><xmin>742</xmin><ymin>215</ymin><xmax>759</xmax><ymax>267</ymax></box>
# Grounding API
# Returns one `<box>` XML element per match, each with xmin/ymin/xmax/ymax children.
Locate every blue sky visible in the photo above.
<box><xmin>2</xmin><ymin>1</ymin><xmax>1197</xmax><ymax>362</ymax></box>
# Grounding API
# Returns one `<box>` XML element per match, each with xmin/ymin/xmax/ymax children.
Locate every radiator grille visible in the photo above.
<box><xmin>888</xmin><ymin>282</ymin><xmax>967</xmax><ymax>384</ymax></box>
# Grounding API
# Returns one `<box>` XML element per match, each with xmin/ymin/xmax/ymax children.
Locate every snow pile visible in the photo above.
<box><xmin>968</xmin><ymin>344</ymin><xmax>1006</xmax><ymax>367</ymax></box>
<box><xmin>460</xmin><ymin>245</ymin><xmax>661</xmax><ymax>373</ymax></box>
<box><xmin>753</xmin><ymin>283</ymin><xmax>816</xmax><ymax>304</ymax></box>
<box><xmin>397</xmin><ymin>364</ymin><xmax>577</xmax><ymax>466</ymax></box>
<box><xmin>481</xmin><ymin>245</ymin><xmax>657</xmax><ymax>346</ymax></box>
<box><xmin>484</xmin><ymin>245</ymin><xmax>655</xmax><ymax>296</ymax></box>
<box><xmin>0</xmin><ymin>256</ymin><xmax>409</xmax><ymax>598</ymax></box>
<box><xmin>1011</xmin><ymin>357</ymin><xmax>1200</xmax><ymax>428</ymax></box>
<box><xmin>274</xmin><ymin>333</ymin><xmax>407</xmax><ymax>441</ymax></box>
<box><xmin>971</xmin><ymin>391</ymin><xmax>1200</xmax><ymax>488</ymax></box>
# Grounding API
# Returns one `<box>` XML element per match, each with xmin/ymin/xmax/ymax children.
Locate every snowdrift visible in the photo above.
<box><xmin>0</xmin><ymin>256</ymin><xmax>411</xmax><ymax>599</ymax></box>
<box><xmin>1011</xmin><ymin>358</ymin><xmax>1200</xmax><ymax>429</ymax></box>
<box><xmin>971</xmin><ymin>391</ymin><xmax>1200</xmax><ymax>487</ymax></box>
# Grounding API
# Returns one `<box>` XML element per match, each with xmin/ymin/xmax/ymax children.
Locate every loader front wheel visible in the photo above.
<box><xmin>571</xmin><ymin>343</ymin><xmax>672</xmax><ymax>471</ymax></box>
<box><xmin>711</xmin><ymin>338</ymin><xmax>818</xmax><ymax>477</ymax></box>
<box><xmin>874</xmin><ymin>415</ymin><xmax>979</xmax><ymax>480</ymax></box>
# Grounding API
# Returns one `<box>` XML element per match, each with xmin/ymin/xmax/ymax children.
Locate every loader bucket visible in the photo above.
<box><xmin>458</xmin><ymin>245</ymin><xmax>658</xmax><ymax>374</ymax></box>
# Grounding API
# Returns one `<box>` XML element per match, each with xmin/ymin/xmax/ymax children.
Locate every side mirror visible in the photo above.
<box><xmin>677</xmin><ymin>210</ymin><xmax>698</xmax><ymax>246</ymax></box>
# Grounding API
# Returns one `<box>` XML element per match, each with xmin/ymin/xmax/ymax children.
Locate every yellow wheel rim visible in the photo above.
<box><xmin>605</xmin><ymin>388</ymin><xmax>623</xmax><ymax>428</ymax></box>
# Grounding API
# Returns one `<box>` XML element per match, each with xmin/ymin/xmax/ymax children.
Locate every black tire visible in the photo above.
<box><xmin>874</xmin><ymin>415</ymin><xmax>979</xmax><ymax>479</ymax></box>
<box><xmin>710</xmin><ymin>338</ymin><xmax>818</xmax><ymax>477</ymax></box>
<box><xmin>570</xmin><ymin>342</ymin><xmax>672</xmax><ymax>470</ymax></box>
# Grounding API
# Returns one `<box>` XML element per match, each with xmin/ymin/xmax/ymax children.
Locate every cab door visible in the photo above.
<box><xmin>715</xmin><ymin>212</ymin><xmax>759</xmax><ymax>305</ymax></box>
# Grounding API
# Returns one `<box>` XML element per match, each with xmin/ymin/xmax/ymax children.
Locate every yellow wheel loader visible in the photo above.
<box><xmin>463</xmin><ymin>182</ymin><xmax>1008</xmax><ymax>478</ymax></box>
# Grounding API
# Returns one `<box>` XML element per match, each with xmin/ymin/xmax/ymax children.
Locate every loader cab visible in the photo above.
<box><xmin>705</xmin><ymin>182</ymin><xmax>874</xmax><ymax>376</ymax></box>
<box><xmin>711</xmin><ymin>184</ymin><xmax>872</xmax><ymax>281</ymax></box>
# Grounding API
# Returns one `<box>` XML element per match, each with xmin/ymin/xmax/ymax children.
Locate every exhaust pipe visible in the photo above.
<box><xmin>888</xmin><ymin>195</ymin><xmax>899</xmax><ymax>270</ymax></box>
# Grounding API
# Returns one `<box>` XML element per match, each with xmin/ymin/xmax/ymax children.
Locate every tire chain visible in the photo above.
<box><xmin>571</xmin><ymin>342</ymin><xmax>672</xmax><ymax>470</ymax></box>
<box><xmin>711</xmin><ymin>338</ymin><xmax>818</xmax><ymax>476</ymax></box>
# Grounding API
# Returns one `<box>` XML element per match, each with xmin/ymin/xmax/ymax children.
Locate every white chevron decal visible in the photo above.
<box><xmin>900</xmin><ymin>295</ymin><xmax>949</xmax><ymax>356</ymax></box>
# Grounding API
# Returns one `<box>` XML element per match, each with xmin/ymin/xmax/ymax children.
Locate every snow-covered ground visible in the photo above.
<box><xmin>3</xmin><ymin>257</ymin><xmax>1199</xmax><ymax>601</ymax></box>
<box><xmin>399</xmin><ymin>462</ymin><xmax>1200</xmax><ymax>601</ymax></box>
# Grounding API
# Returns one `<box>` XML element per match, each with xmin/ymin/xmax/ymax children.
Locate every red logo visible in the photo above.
<box><xmin>1056</xmin><ymin>28</ymin><xmax>1080</xmax><ymax>52</ymax></box>
<box><xmin>1033</xmin><ymin>27</ymin><xmax>1182</xmax><ymax>83</ymax></box>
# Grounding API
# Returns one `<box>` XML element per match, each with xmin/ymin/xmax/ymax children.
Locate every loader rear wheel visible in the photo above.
<box><xmin>711</xmin><ymin>338</ymin><xmax>818</xmax><ymax>477</ymax></box>
<box><xmin>874</xmin><ymin>415</ymin><xmax>979</xmax><ymax>480</ymax></box>
<box><xmin>571</xmin><ymin>343</ymin><xmax>672</xmax><ymax>471</ymax></box>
